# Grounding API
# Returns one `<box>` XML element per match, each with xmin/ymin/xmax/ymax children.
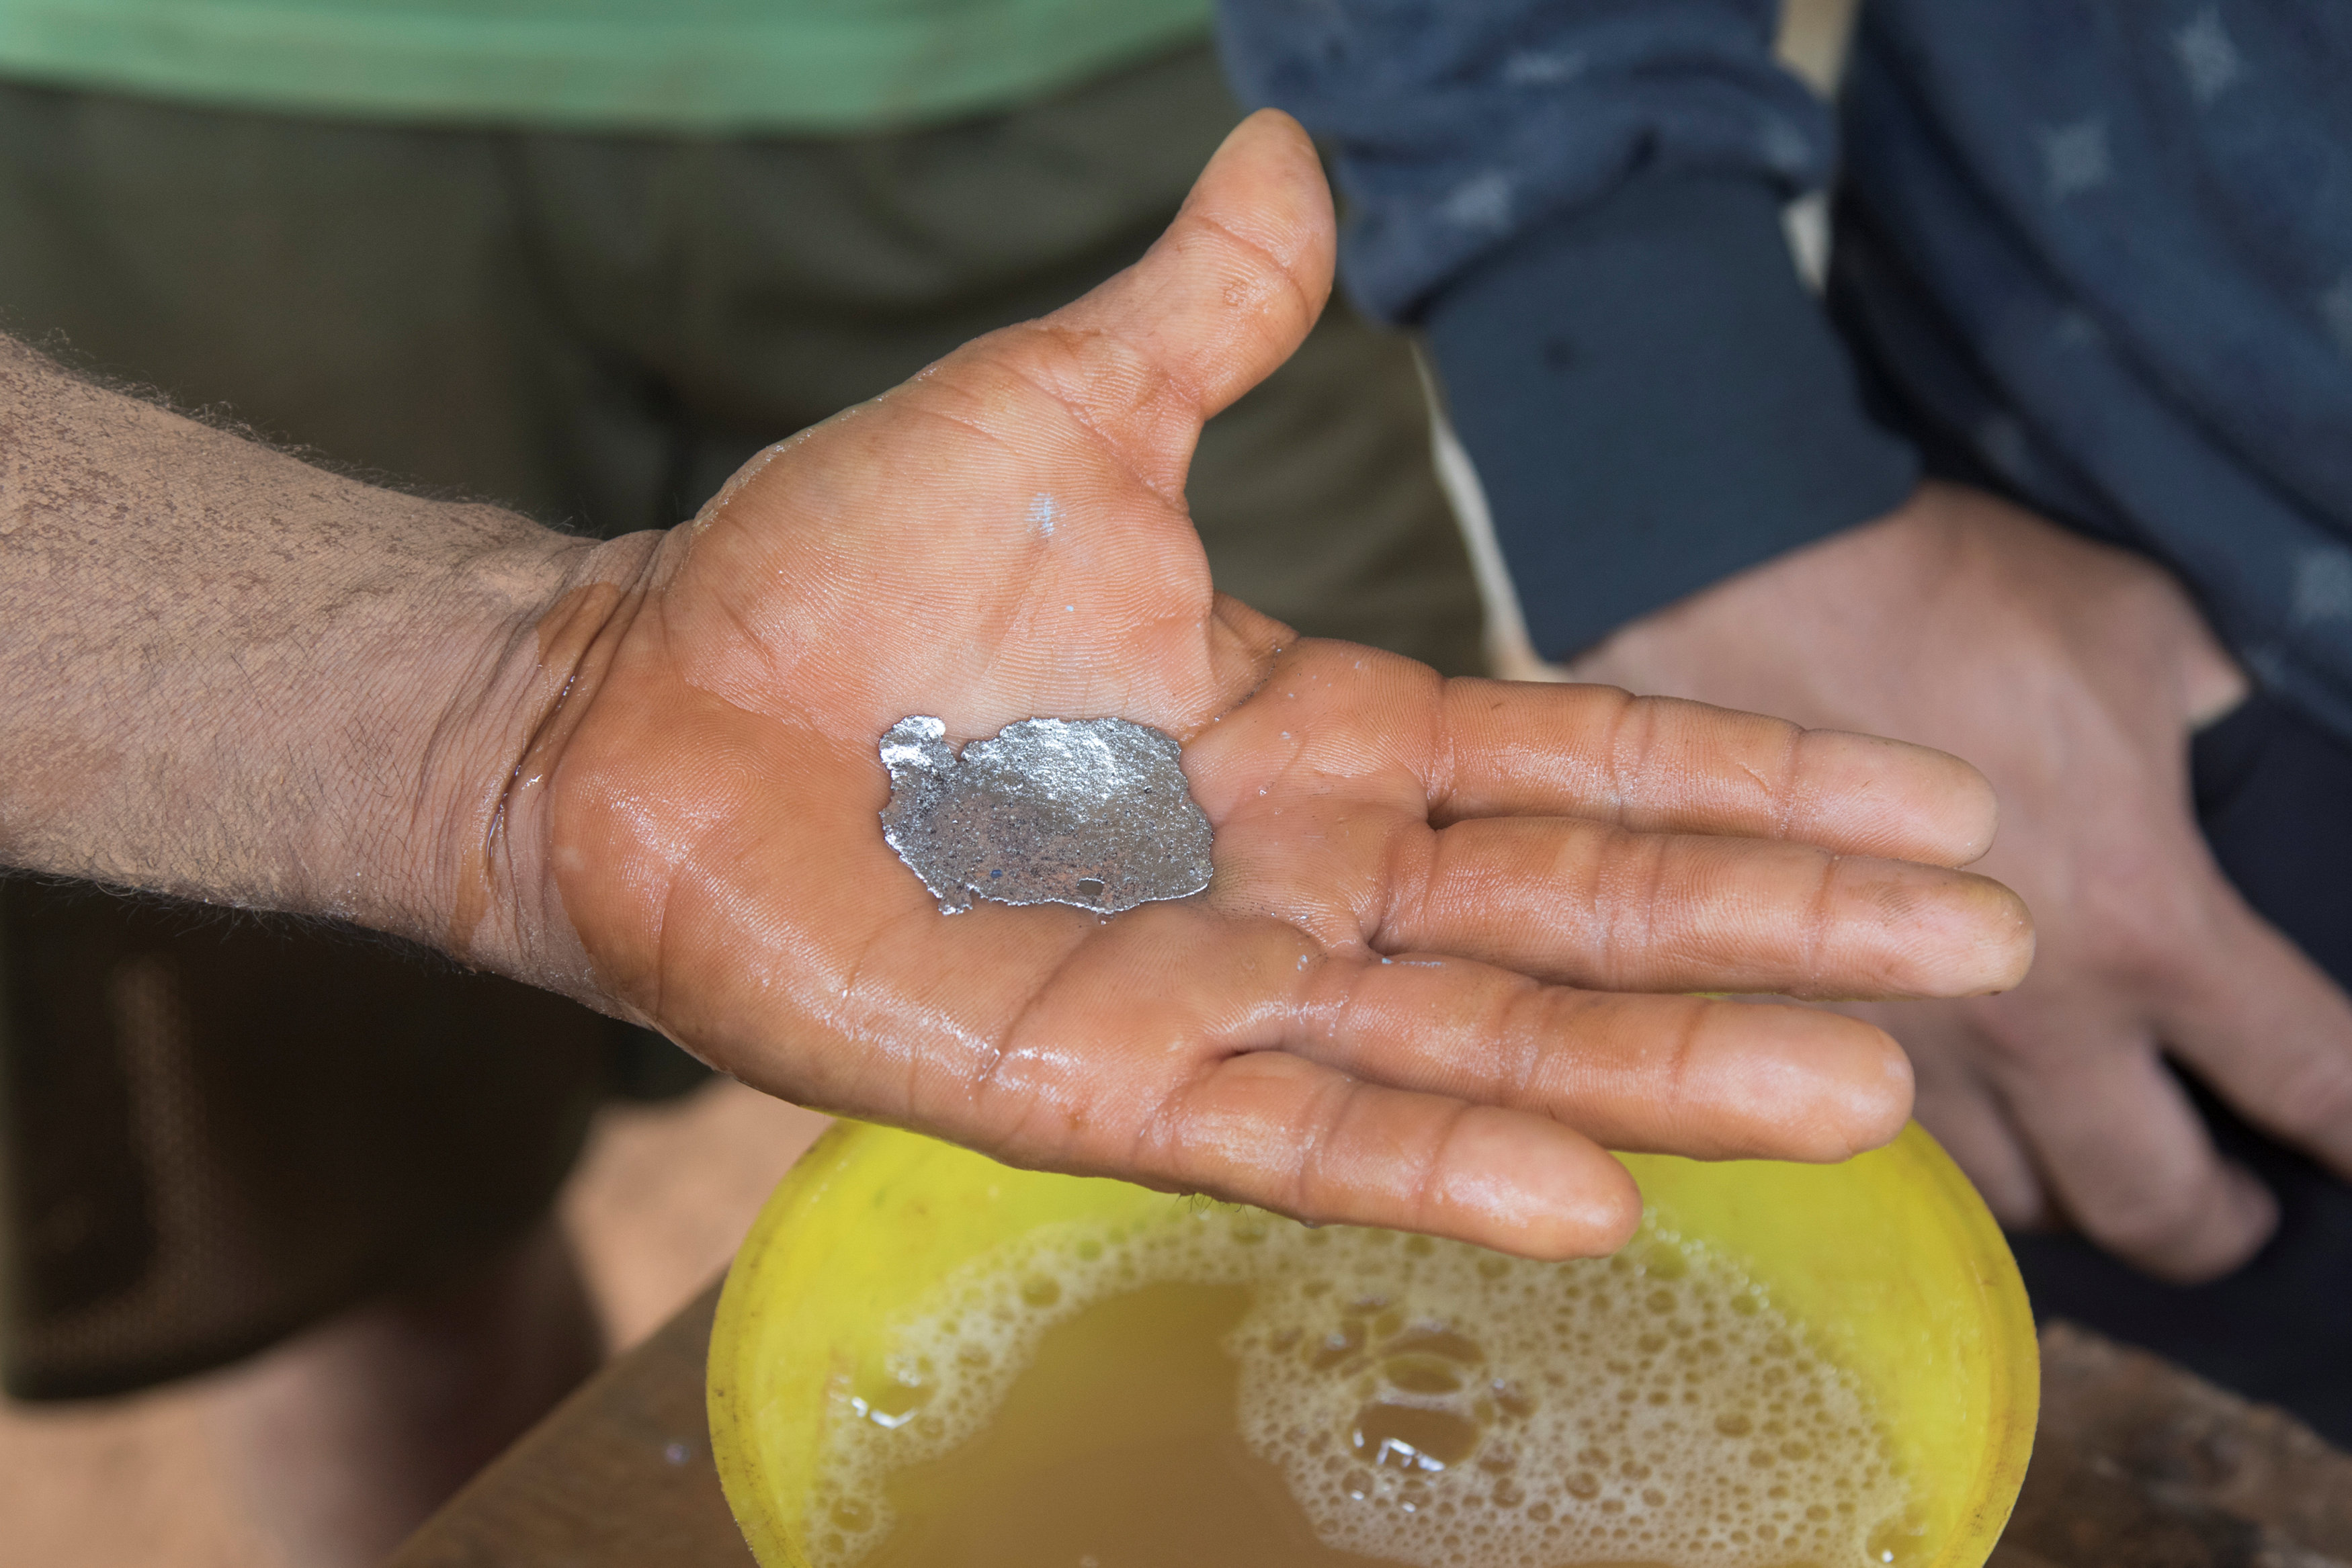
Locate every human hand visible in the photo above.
<box><xmin>1568</xmin><ymin>481</ymin><xmax>2352</xmax><ymax>1278</ymax></box>
<box><xmin>472</xmin><ymin>118</ymin><xmax>2030</xmax><ymax>1257</ymax></box>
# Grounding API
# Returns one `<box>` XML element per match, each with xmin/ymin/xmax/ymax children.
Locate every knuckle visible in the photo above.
<box><xmin>1949</xmin><ymin>1003</ymin><xmax>2057</xmax><ymax>1076</ymax></box>
<box><xmin>1288</xmin><ymin>1074</ymin><xmax>1365</xmax><ymax>1217</ymax></box>
<box><xmin>1594</xmin><ymin>689</ymin><xmax>1646</xmax><ymax>818</ymax></box>
<box><xmin>1415</xmin><ymin>1103</ymin><xmax>1483</xmax><ymax>1233</ymax></box>
<box><xmin>1577</xmin><ymin>826</ymin><xmax>1667</xmax><ymax>989</ymax></box>
<box><xmin>2072</xmin><ymin>1167</ymin><xmax>2224</xmax><ymax>1263</ymax></box>
<box><xmin>1975</xmin><ymin>1176</ymin><xmax>2050</xmax><ymax>1231</ymax></box>
<box><xmin>2257</xmin><ymin>1052</ymin><xmax>2352</xmax><ymax>1143</ymax></box>
<box><xmin>1384</xmin><ymin>821</ymin><xmax>1450</xmax><ymax>938</ymax></box>
<box><xmin>2074</xmin><ymin>874</ymin><xmax>2201</xmax><ymax>983</ymax></box>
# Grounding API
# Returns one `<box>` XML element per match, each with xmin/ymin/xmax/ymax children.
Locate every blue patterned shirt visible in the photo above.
<box><xmin>1222</xmin><ymin>1</ymin><xmax>2352</xmax><ymax>740</ymax></box>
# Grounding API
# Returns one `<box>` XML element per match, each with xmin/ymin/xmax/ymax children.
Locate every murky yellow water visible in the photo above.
<box><xmin>806</xmin><ymin>1212</ymin><xmax>1920</xmax><ymax>1568</ymax></box>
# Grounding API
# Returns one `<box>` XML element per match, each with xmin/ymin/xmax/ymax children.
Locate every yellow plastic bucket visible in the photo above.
<box><xmin>709</xmin><ymin>1121</ymin><xmax>2038</xmax><ymax>1568</ymax></box>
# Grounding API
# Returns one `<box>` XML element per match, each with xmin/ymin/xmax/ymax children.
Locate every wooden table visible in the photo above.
<box><xmin>389</xmin><ymin>1291</ymin><xmax>2352</xmax><ymax>1568</ymax></box>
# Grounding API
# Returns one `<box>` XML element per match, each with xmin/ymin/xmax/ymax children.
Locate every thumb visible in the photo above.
<box><xmin>1027</xmin><ymin>110</ymin><xmax>1335</xmax><ymax>500</ymax></box>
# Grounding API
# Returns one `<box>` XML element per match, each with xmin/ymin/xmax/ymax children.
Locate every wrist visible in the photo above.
<box><xmin>1565</xmin><ymin>480</ymin><xmax>2246</xmax><ymax>736</ymax></box>
<box><xmin>394</xmin><ymin>523</ymin><xmax>669</xmax><ymax>1010</ymax></box>
<box><xmin>1</xmin><ymin>331</ymin><xmax>661</xmax><ymax>998</ymax></box>
<box><xmin>1563</xmin><ymin>484</ymin><xmax>1947</xmax><ymax>694</ymax></box>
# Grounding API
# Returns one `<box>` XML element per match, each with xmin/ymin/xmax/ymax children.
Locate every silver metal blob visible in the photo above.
<box><xmin>878</xmin><ymin>715</ymin><xmax>1215</xmax><ymax>916</ymax></box>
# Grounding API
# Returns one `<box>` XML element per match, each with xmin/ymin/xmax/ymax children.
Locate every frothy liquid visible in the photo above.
<box><xmin>808</xmin><ymin>1210</ymin><xmax>1916</xmax><ymax>1568</ymax></box>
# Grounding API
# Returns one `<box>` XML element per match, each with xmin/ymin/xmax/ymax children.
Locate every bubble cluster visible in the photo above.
<box><xmin>1229</xmin><ymin>1226</ymin><xmax>1911</xmax><ymax>1568</ymax></box>
<box><xmin>806</xmin><ymin>1209</ymin><xmax>1911</xmax><ymax>1568</ymax></box>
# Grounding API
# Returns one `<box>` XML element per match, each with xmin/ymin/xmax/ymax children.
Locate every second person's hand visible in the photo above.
<box><xmin>1570</xmin><ymin>481</ymin><xmax>2352</xmax><ymax>1279</ymax></box>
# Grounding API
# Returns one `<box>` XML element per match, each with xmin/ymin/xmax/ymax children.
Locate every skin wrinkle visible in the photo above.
<box><xmin>1195</xmin><ymin>214</ymin><xmax>1316</xmax><ymax>329</ymax></box>
<box><xmin>1408</xmin><ymin>1097</ymin><xmax>1482</xmax><ymax>1231</ymax></box>
<box><xmin>457</xmin><ymin>666</ymin><xmax>573</xmax><ymax>956</ymax></box>
<box><xmin>1376</xmin><ymin>818</ymin><xmax>1441</xmax><ymax>957</ymax></box>
<box><xmin>1425</xmin><ymin>686</ymin><xmax>1475</xmax><ymax>822</ymax></box>
<box><xmin>1462</xmin><ymin>974</ymin><xmax>1546</xmax><ymax>1108</ymax></box>
<box><xmin>1650</xmin><ymin>1005</ymin><xmax>1708</xmax><ymax>1151</ymax></box>
<box><xmin>1000</xmin><ymin>327</ymin><xmax>1198</xmax><ymax>508</ymax></box>
<box><xmin>1183</xmin><ymin>204</ymin><xmax>1324</xmax><ymax>341</ymax></box>
<box><xmin>825</xmin><ymin>920</ymin><xmax>890</xmax><ymax>1040</ymax></box>
<box><xmin>702</xmin><ymin>574</ymin><xmax>800</xmax><ymax>697</ymax></box>
<box><xmin>1314</xmin><ymin>956</ymin><xmax>1390</xmax><ymax>1064</ymax></box>
<box><xmin>1598</xmin><ymin>687</ymin><xmax>1645</xmax><ymax>822</ymax></box>
<box><xmin>1189</xmin><ymin>1055</ymin><xmax>1296</xmax><ymax>1188</ymax></box>
<box><xmin>1287</xmin><ymin>1067</ymin><xmax>1369</xmax><ymax>1217</ymax></box>
<box><xmin>466</xmin><ymin>574</ymin><xmax>642</xmax><ymax>958</ymax></box>
<box><xmin>972</xmin><ymin>929</ymin><xmax>1099</xmax><ymax>1112</ymax></box>
<box><xmin>1767</xmin><ymin>728</ymin><xmax>1805</xmax><ymax>841</ymax></box>
<box><xmin>997</xmin><ymin>1057</ymin><xmax>1090</xmax><ymax>1172</ymax></box>
<box><xmin>894</xmin><ymin>392</ymin><xmax>1043</xmax><ymax>476</ymax></box>
<box><xmin>1609</xmin><ymin>826</ymin><xmax>1674</xmax><ymax>995</ymax></box>
<box><xmin>1802</xmin><ymin>857</ymin><xmax>1843</xmax><ymax>994</ymax></box>
<box><xmin>1185</xmin><ymin>630</ymin><xmax>1286</xmax><ymax>743</ymax></box>
<box><xmin>813</xmin><ymin>928</ymin><xmax>1013</xmax><ymax>1106</ymax></box>
<box><xmin>1544</xmin><ymin>824</ymin><xmax>1609</xmax><ymax>984</ymax></box>
<box><xmin>1130</xmin><ymin>1051</ymin><xmax>1219</xmax><ymax>1186</ymax></box>
<box><xmin>640</xmin><ymin>798</ymin><xmax>806</xmax><ymax>1035</ymax></box>
<box><xmin>1284</xmin><ymin>950</ymin><xmax>1354</xmax><ymax>1054</ymax></box>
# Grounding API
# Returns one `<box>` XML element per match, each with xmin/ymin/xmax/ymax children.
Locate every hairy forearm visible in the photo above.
<box><xmin>0</xmin><ymin>333</ymin><xmax>648</xmax><ymax>997</ymax></box>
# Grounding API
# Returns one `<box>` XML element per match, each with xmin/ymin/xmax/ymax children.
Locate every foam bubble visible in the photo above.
<box><xmin>805</xmin><ymin>1209</ymin><xmax>1910</xmax><ymax>1568</ymax></box>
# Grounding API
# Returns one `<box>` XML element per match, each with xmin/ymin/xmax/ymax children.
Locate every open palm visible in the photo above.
<box><xmin>519</xmin><ymin>114</ymin><xmax>2031</xmax><ymax>1256</ymax></box>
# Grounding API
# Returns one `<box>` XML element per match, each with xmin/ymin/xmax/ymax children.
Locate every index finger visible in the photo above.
<box><xmin>1433</xmin><ymin>679</ymin><xmax>1998</xmax><ymax>867</ymax></box>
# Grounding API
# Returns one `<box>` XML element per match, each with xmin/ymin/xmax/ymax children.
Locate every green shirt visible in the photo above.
<box><xmin>0</xmin><ymin>0</ymin><xmax>1213</xmax><ymax>131</ymax></box>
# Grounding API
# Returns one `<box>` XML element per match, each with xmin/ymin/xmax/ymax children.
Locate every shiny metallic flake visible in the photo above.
<box><xmin>878</xmin><ymin>715</ymin><xmax>1214</xmax><ymax>916</ymax></box>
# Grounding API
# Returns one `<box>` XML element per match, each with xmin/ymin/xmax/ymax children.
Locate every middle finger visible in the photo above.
<box><xmin>1234</xmin><ymin>808</ymin><xmax>2035</xmax><ymax>1000</ymax></box>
